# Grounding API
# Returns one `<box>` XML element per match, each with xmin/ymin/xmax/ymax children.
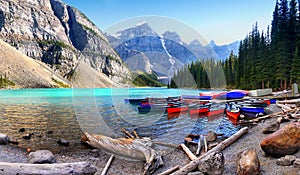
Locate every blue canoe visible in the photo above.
<box><xmin>182</xmin><ymin>95</ymin><xmax>212</xmax><ymax>100</ymax></box>
<box><xmin>216</xmin><ymin>91</ymin><xmax>246</xmax><ymax>100</ymax></box>
<box><xmin>240</xmin><ymin>107</ymin><xmax>264</xmax><ymax>113</ymax></box>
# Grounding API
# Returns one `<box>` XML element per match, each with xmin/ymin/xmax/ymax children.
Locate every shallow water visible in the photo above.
<box><xmin>0</xmin><ymin>88</ymin><xmax>240</xmax><ymax>153</ymax></box>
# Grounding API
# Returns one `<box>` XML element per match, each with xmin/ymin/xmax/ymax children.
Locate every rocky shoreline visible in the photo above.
<box><xmin>0</xmin><ymin>104</ymin><xmax>299</xmax><ymax>174</ymax></box>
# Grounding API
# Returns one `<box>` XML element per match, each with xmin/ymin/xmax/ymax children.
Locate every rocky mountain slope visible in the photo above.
<box><xmin>109</xmin><ymin>22</ymin><xmax>198</xmax><ymax>78</ymax></box>
<box><xmin>107</xmin><ymin>22</ymin><xmax>239</xmax><ymax>79</ymax></box>
<box><xmin>0</xmin><ymin>38</ymin><xmax>70</xmax><ymax>88</ymax></box>
<box><xmin>0</xmin><ymin>0</ymin><xmax>131</xmax><ymax>87</ymax></box>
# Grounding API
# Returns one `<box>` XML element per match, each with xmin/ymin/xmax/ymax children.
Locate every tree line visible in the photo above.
<box><xmin>171</xmin><ymin>0</ymin><xmax>300</xmax><ymax>90</ymax></box>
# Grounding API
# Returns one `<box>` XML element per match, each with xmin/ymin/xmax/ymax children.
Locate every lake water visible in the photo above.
<box><xmin>0</xmin><ymin>88</ymin><xmax>240</xmax><ymax>153</ymax></box>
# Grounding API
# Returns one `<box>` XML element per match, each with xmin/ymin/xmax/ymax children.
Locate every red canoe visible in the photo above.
<box><xmin>189</xmin><ymin>107</ymin><xmax>210</xmax><ymax>115</ymax></box>
<box><xmin>226</xmin><ymin>110</ymin><xmax>240</xmax><ymax>120</ymax></box>
<box><xmin>207</xmin><ymin>109</ymin><xmax>224</xmax><ymax>117</ymax></box>
<box><xmin>167</xmin><ymin>106</ymin><xmax>189</xmax><ymax>114</ymax></box>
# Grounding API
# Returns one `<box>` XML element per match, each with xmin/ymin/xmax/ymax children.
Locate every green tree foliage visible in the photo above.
<box><xmin>132</xmin><ymin>72</ymin><xmax>165</xmax><ymax>87</ymax></box>
<box><xmin>0</xmin><ymin>74</ymin><xmax>15</xmax><ymax>88</ymax></box>
<box><xmin>171</xmin><ymin>0</ymin><xmax>300</xmax><ymax>90</ymax></box>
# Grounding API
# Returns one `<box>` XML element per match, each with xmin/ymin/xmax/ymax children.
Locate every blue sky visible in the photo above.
<box><xmin>63</xmin><ymin>0</ymin><xmax>276</xmax><ymax>45</ymax></box>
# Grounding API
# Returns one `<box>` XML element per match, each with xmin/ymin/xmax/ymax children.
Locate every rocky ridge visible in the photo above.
<box><xmin>108</xmin><ymin>22</ymin><xmax>239</xmax><ymax>80</ymax></box>
<box><xmin>0</xmin><ymin>0</ymin><xmax>131</xmax><ymax>87</ymax></box>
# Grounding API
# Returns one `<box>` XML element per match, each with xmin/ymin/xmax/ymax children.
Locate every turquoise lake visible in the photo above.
<box><xmin>0</xmin><ymin>88</ymin><xmax>240</xmax><ymax>152</ymax></box>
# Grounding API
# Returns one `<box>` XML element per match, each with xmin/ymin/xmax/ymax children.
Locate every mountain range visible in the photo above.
<box><xmin>0</xmin><ymin>0</ymin><xmax>239</xmax><ymax>88</ymax></box>
<box><xmin>0</xmin><ymin>0</ymin><xmax>130</xmax><ymax>88</ymax></box>
<box><xmin>107</xmin><ymin>22</ymin><xmax>239</xmax><ymax>82</ymax></box>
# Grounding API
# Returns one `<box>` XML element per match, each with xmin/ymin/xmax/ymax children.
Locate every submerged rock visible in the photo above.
<box><xmin>0</xmin><ymin>133</ymin><xmax>9</xmax><ymax>145</ymax></box>
<box><xmin>236</xmin><ymin>149</ymin><xmax>260</xmax><ymax>175</ymax></box>
<box><xmin>197</xmin><ymin>151</ymin><xmax>224</xmax><ymax>175</ymax></box>
<box><xmin>28</xmin><ymin>150</ymin><xmax>56</xmax><ymax>164</ymax></box>
<box><xmin>260</xmin><ymin>122</ymin><xmax>300</xmax><ymax>157</ymax></box>
<box><xmin>276</xmin><ymin>155</ymin><xmax>296</xmax><ymax>166</ymax></box>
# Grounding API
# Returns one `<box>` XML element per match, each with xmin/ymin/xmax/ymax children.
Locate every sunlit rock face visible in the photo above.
<box><xmin>0</xmin><ymin>0</ymin><xmax>131</xmax><ymax>85</ymax></box>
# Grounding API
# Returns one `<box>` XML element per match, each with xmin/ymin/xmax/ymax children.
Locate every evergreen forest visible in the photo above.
<box><xmin>170</xmin><ymin>0</ymin><xmax>300</xmax><ymax>90</ymax></box>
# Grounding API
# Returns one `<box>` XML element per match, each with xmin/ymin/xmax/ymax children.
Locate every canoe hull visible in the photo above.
<box><xmin>240</xmin><ymin>107</ymin><xmax>264</xmax><ymax>113</ymax></box>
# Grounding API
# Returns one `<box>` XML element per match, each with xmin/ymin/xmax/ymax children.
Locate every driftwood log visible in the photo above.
<box><xmin>0</xmin><ymin>162</ymin><xmax>97</xmax><ymax>175</ymax></box>
<box><xmin>158</xmin><ymin>165</ymin><xmax>180</xmax><ymax>175</ymax></box>
<box><xmin>83</xmin><ymin>132</ymin><xmax>163</xmax><ymax>175</ymax></box>
<box><xmin>101</xmin><ymin>154</ymin><xmax>114</xmax><ymax>175</ymax></box>
<box><xmin>171</xmin><ymin>127</ymin><xmax>249</xmax><ymax>175</ymax></box>
<box><xmin>180</xmin><ymin>143</ymin><xmax>197</xmax><ymax>161</ymax></box>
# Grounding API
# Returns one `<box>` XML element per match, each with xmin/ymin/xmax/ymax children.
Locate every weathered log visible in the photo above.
<box><xmin>276</xmin><ymin>103</ymin><xmax>292</xmax><ymax>111</ymax></box>
<box><xmin>181</xmin><ymin>143</ymin><xmax>197</xmax><ymax>161</ymax></box>
<box><xmin>133</xmin><ymin>129</ymin><xmax>141</xmax><ymax>139</ymax></box>
<box><xmin>203</xmin><ymin>136</ymin><xmax>208</xmax><ymax>152</ymax></box>
<box><xmin>158</xmin><ymin>165</ymin><xmax>180</xmax><ymax>175</ymax></box>
<box><xmin>153</xmin><ymin>141</ymin><xmax>180</xmax><ymax>149</ymax></box>
<box><xmin>196</xmin><ymin>136</ymin><xmax>202</xmax><ymax>155</ymax></box>
<box><xmin>101</xmin><ymin>154</ymin><xmax>114</xmax><ymax>175</ymax></box>
<box><xmin>83</xmin><ymin>132</ymin><xmax>163</xmax><ymax>175</ymax></box>
<box><xmin>236</xmin><ymin>149</ymin><xmax>260</xmax><ymax>175</ymax></box>
<box><xmin>278</xmin><ymin>99</ymin><xmax>300</xmax><ymax>104</ymax></box>
<box><xmin>172</xmin><ymin>127</ymin><xmax>248</xmax><ymax>175</ymax></box>
<box><xmin>121</xmin><ymin>128</ymin><xmax>134</xmax><ymax>138</ymax></box>
<box><xmin>0</xmin><ymin>162</ymin><xmax>97</xmax><ymax>175</ymax></box>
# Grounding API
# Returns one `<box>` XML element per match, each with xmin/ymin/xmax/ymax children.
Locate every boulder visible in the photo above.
<box><xmin>28</xmin><ymin>150</ymin><xmax>56</xmax><ymax>164</ymax></box>
<box><xmin>197</xmin><ymin>151</ymin><xmax>224</xmax><ymax>175</ymax></box>
<box><xmin>262</xmin><ymin>122</ymin><xmax>280</xmax><ymax>134</ymax></box>
<box><xmin>206</xmin><ymin>131</ymin><xmax>217</xmax><ymax>142</ymax></box>
<box><xmin>276</xmin><ymin>155</ymin><xmax>296</xmax><ymax>166</ymax></box>
<box><xmin>236</xmin><ymin>149</ymin><xmax>260</xmax><ymax>175</ymax></box>
<box><xmin>260</xmin><ymin>122</ymin><xmax>300</xmax><ymax>157</ymax></box>
<box><xmin>0</xmin><ymin>133</ymin><xmax>9</xmax><ymax>145</ymax></box>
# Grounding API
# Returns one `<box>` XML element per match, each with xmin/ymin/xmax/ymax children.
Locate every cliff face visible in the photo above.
<box><xmin>0</xmin><ymin>0</ymin><xmax>130</xmax><ymax>85</ymax></box>
<box><xmin>0</xmin><ymin>38</ymin><xmax>71</xmax><ymax>88</ymax></box>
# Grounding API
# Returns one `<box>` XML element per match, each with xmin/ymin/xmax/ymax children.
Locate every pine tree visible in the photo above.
<box><xmin>291</xmin><ymin>47</ymin><xmax>300</xmax><ymax>83</ymax></box>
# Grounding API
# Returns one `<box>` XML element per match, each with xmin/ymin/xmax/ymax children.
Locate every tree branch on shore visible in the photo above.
<box><xmin>171</xmin><ymin>127</ymin><xmax>248</xmax><ymax>175</ymax></box>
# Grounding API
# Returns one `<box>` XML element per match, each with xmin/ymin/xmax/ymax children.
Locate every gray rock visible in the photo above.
<box><xmin>276</xmin><ymin>155</ymin><xmax>296</xmax><ymax>166</ymax></box>
<box><xmin>294</xmin><ymin>158</ymin><xmax>300</xmax><ymax>168</ymax></box>
<box><xmin>197</xmin><ymin>151</ymin><xmax>224</xmax><ymax>175</ymax></box>
<box><xmin>262</xmin><ymin>122</ymin><xmax>280</xmax><ymax>134</ymax></box>
<box><xmin>0</xmin><ymin>133</ymin><xmax>9</xmax><ymax>145</ymax></box>
<box><xmin>57</xmin><ymin>138</ymin><xmax>69</xmax><ymax>146</ymax></box>
<box><xmin>206</xmin><ymin>131</ymin><xmax>217</xmax><ymax>142</ymax></box>
<box><xmin>237</xmin><ymin>149</ymin><xmax>260</xmax><ymax>175</ymax></box>
<box><xmin>28</xmin><ymin>150</ymin><xmax>56</xmax><ymax>164</ymax></box>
